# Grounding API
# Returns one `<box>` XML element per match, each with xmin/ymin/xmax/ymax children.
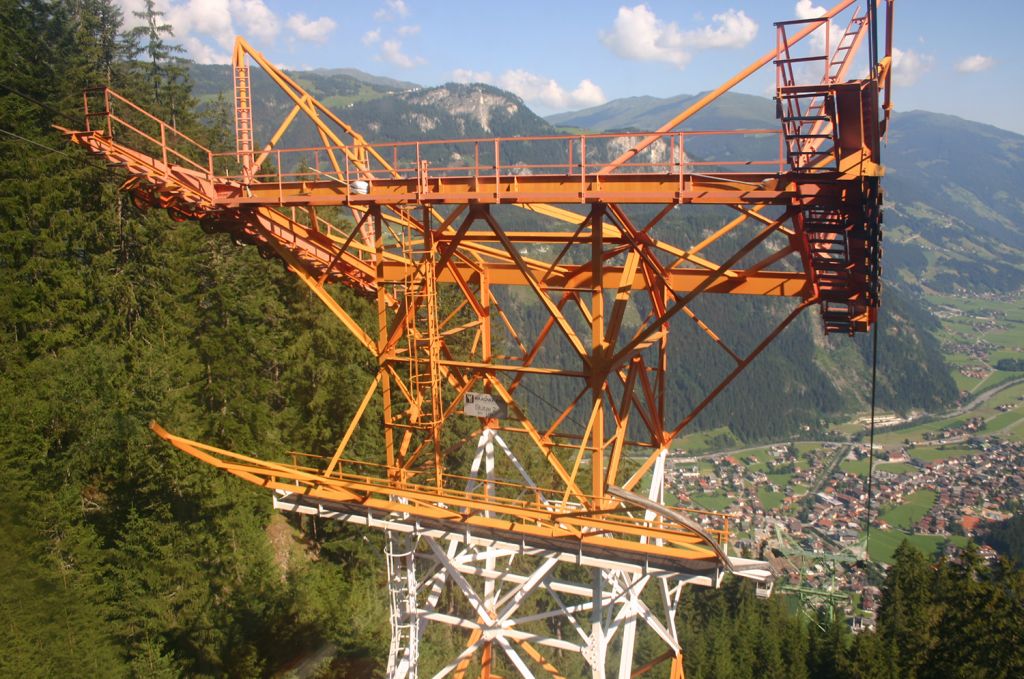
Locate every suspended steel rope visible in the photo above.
<box><xmin>861</xmin><ymin>0</ymin><xmax>883</xmax><ymax>557</ymax></box>
<box><xmin>864</xmin><ymin>314</ymin><xmax>881</xmax><ymax>548</ymax></box>
<box><xmin>0</xmin><ymin>81</ymin><xmax>83</xmax><ymax>127</ymax></box>
<box><xmin>0</xmin><ymin>127</ymin><xmax>110</xmax><ymax>172</ymax></box>
<box><xmin>0</xmin><ymin>84</ymin><xmax>112</xmax><ymax>172</ymax></box>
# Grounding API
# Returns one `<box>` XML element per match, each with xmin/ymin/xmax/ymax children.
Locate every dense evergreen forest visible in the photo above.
<box><xmin>1</xmin><ymin>1</ymin><xmax>389</xmax><ymax>675</ymax></box>
<box><xmin>1</xmin><ymin>2</ymin><xmax>1020</xmax><ymax>677</ymax></box>
<box><xmin>981</xmin><ymin>513</ymin><xmax>1024</xmax><ymax>566</ymax></box>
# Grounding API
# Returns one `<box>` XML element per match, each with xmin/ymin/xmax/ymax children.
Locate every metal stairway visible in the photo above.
<box><xmin>775</xmin><ymin>8</ymin><xmax>881</xmax><ymax>335</ymax></box>
<box><xmin>802</xmin><ymin>202</ymin><xmax>878</xmax><ymax>335</ymax></box>
<box><xmin>776</xmin><ymin>9</ymin><xmax>866</xmax><ymax>171</ymax></box>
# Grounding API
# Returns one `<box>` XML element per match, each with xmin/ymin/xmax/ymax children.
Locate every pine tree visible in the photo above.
<box><xmin>922</xmin><ymin>544</ymin><xmax>1024</xmax><ymax>679</ymax></box>
<box><xmin>126</xmin><ymin>0</ymin><xmax>190</xmax><ymax>125</ymax></box>
<box><xmin>877</xmin><ymin>540</ymin><xmax>935</xmax><ymax>678</ymax></box>
<box><xmin>844</xmin><ymin>631</ymin><xmax>892</xmax><ymax>679</ymax></box>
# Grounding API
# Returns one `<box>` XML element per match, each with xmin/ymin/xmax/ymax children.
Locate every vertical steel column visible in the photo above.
<box><xmin>231</xmin><ymin>45</ymin><xmax>255</xmax><ymax>179</ymax></box>
<box><xmin>591</xmin><ymin>205</ymin><xmax>606</xmax><ymax>504</ymax></box>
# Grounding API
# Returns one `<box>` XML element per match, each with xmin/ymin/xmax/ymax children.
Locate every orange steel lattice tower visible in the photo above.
<box><xmin>64</xmin><ymin>1</ymin><xmax>894</xmax><ymax>676</ymax></box>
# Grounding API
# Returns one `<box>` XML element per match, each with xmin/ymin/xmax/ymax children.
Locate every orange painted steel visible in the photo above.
<box><xmin>65</xmin><ymin>0</ymin><xmax>892</xmax><ymax>623</ymax></box>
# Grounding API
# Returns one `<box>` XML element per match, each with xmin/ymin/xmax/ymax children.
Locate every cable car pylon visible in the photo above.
<box><xmin>62</xmin><ymin>1</ymin><xmax>894</xmax><ymax>675</ymax></box>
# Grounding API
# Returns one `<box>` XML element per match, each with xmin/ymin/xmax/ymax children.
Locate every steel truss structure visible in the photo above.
<box><xmin>273</xmin><ymin>431</ymin><xmax>772</xmax><ymax>678</ymax></box>
<box><xmin>64</xmin><ymin>1</ymin><xmax>893</xmax><ymax>676</ymax></box>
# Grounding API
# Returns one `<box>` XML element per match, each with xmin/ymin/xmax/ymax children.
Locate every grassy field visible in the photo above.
<box><xmin>909</xmin><ymin>445</ymin><xmax>976</xmax><ymax>462</ymax></box>
<box><xmin>692</xmin><ymin>493</ymin><xmax>734</xmax><ymax>511</ymax></box>
<box><xmin>872</xmin><ymin>379</ymin><xmax>1024</xmax><ymax>446</ymax></box>
<box><xmin>874</xmin><ymin>415</ymin><xmax>971</xmax><ymax>446</ymax></box>
<box><xmin>676</xmin><ymin>426</ymin><xmax>738</xmax><ymax>454</ymax></box>
<box><xmin>767</xmin><ymin>473</ymin><xmax>795</xmax><ymax>488</ymax></box>
<box><xmin>971</xmin><ymin>370</ymin><xmax>1024</xmax><ymax>395</ymax></box>
<box><xmin>952</xmin><ymin>371</ymin><xmax>984</xmax><ymax>391</ymax></box>
<box><xmin>757</xmin><ymin>489</ymin><xmax>786</xmax><ymax>510</ymax></box>
<box><xmin>923</xmin><ymin>292</ymin><xmax>1024</xmax><ymax>406</ymax></box>
<box><xmin>987</xmin><ymin>408</ymin><xmax>1024</xmax><ymax>432</ymax></box>
<box><xmin>991</xmin><ymin>380</ymin><xmax>1024</xmax><ymax>404</ymax></box>
<box><xmin>743</xmin><ymin>448</ymin><xmax>772</xmax><ymax>472</ymax></box>
<box><xmin>840</xmin><ymin>459</ymin><xmax>918</xmax><ymax>476</ymax></box>
<box><xmin>867</xmin><ymin>529</ymin><xmax>968</xmax><ymax>564</ymax></box>
<box><xmin>881</xmin><ymin>490</ymin><xmax>937</xmax><ymax>530</ymax></box>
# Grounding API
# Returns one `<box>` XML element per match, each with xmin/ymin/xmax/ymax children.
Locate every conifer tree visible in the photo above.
<box><xmin>127</xmin><ymin>0</ymin><xmax>189</xmax><ymax>124</ymax></box>
<box><xmin>877</xmin><ymin>540</ymin><xmax>935</xmax><ymax>678</ymax></box>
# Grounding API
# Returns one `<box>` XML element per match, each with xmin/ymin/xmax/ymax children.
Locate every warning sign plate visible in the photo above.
<box><xmin>463</xmin><ymin>392</ymin><xmax>508</xmax><ymax>419</ymax></box>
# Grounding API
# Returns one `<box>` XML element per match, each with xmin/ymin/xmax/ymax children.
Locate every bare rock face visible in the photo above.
<box><xmin>402</xmin><ymin>112</ymin><xmax>438</xmax><ymax>133</ymax></box>
<box><xmin>603</xmin><ymin>135</ymin><xmax>672</xmax><ymax>164</ymax></box>
<box><xmin>403</xmin><ymin>84</ymin><xmax>520</xmax><ymax>134</ymax></box>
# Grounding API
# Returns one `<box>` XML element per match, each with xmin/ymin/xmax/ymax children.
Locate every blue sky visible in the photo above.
<box><xmin>116</xmin><ymin>1</ymin><xmax>1023</xmax><ymax>134</ymax></box>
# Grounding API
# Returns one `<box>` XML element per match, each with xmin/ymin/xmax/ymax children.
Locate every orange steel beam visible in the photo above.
<box><xmin>212</xmin><ymin>173</ymin><xmax>806</xmax><ymax>207</ymax></box>
<box><xmin>149</xmin><ymin>423</ymin><xmax>732</xmax><ymax>562</ymax></box>
<box><xmin>64</xmin><ymin>0</ymin><xmax>892</xmax><ymax>601</ymax></box>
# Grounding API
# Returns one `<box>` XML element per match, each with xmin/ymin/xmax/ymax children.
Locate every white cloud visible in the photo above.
<box><xmin>684</xmin><ymin>9</ymin><xmax>758</xmax><ymax>49</ymax></box>
<box><xmin>452</xmin><ymin>68</ymin><xmax>493</xmax><ymax>84</ymax></box>
<box><xmin>568</xmin><ymin>80</ymin><xmax>606</xmax><ymax>108</ymax></box>
<box><xmin>600</xmin><ymin>4</ymin><xmax>757</xmax><ymax>68</ymax></box>
<box><xmin>956</xmin><ymin>54</ymin><xmax>994</xmax><ymax>73</ymax></box>
<box><xmin>362</xmin><ymin>29</ymin><xmax>381</xmax><ymax>45</ymax></box>
<box><xmin>452</xmin><ymin>66</ymin><xmax>607</xmax><ymax>110</ymax></box>
<box><xmin>182</xmin><ymin>36</ymin><xmax>229</xmax><ymax>64</ymax></box>
<box><xmin>112</xmin><ymin>0</ymin><xmax>281</xmax><ymax>63</ymax></box>
<box><xmin>398</xmin><ymin>24</ymin><xmax>421</xmax><ymax>37</ymax></box>
<box><xmin>497</xmin><ymin>70</ymin><xmax>606</xmax><ymax>110</ymax></box>
<box><xmin>600</xmin><ymin>5</ymin><xmax>689</xmax><ymax>67</ymax></box>
<box><xmin>379</xmin><ymin>39</ymin><xmax>423</xmax><ymax>68</ymax></box>
<box><xmin>794</xmin><ymin>0</ymin><xmax>827</xmax><ymax>17</ymax></box>
<box><xmin>892</xmin><ymin>47</ymin><xmax>933</xmax><ymax>86</ymax></box>
<box><xmin>165</xmin><ymin>1</ymin><xmax>234</xmax><ymax>49</ymax></box>
<box><xmin>794</xmin><ymin>0</ymin><xmax>831</xmax><ymax>53</ymax></box>
<box><xmin>232</xmin><ymin>0</ymin><xmax>279</xmax><ymax>42</ymax></box>
<box><xmin>374</xmin><ymin>0</ymin><xmax>409</xmax><ymax>21</ymax></box>
<box><xmin>113</xmin><ymin>0</ymin><xmax>150</xmax><ymax>29</ymax></box>
<box><xmin>286</xmin><ymin>13</ymin><xmax>336</xmax><ymax>43</ymax></box>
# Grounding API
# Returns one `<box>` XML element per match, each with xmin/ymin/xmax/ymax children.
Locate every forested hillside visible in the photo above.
<box><xmin>1</xmin><ymin>2</ymin><xmax>388</xmax><ymax>675</ymax></box>
<box><xmin>674</xmin><ymin>542</ymin><xmax>1024</xmax><ymax>679</ymax></box>
<box><xmin>883</xmin><ymin>111</ymin><xmax>1024</xmax><ymax>293</ymax></box>
<box><xmin>1</xmin><ymin>2</ymin><xmax>1013</xmax><ymax>677</ymax></box>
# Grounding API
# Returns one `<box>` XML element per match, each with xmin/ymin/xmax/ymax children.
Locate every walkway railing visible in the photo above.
<box><xmin>209</xmin><ymin>128</ymin><xmax>786</xmax><ymax>190</ymax></box>
<box><xmin>83</xmin><ymin>86</ymin><xmax>213</xmax><ymax>176</ymax></box>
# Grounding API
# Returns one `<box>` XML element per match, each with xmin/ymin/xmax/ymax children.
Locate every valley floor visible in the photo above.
<box><xmin>663</xmin><ymin>290</ymin><xmax>1024</xmax><ymax>629</ymax></box>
